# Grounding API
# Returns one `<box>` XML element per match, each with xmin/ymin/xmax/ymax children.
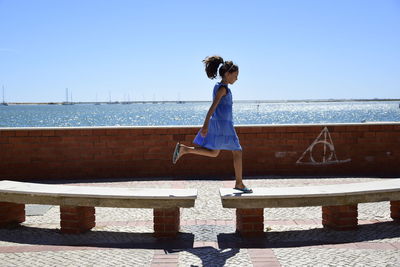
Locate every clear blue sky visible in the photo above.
<box><xmin>1</xmin><ymin>0</ymin><xmax>399</xmax><ymax>102</ymax></box>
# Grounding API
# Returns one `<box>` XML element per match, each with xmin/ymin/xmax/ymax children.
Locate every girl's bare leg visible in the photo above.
<box><xmin>232</xmin><ymin>150</ymin><xmax>247</xmax><ymax>189</ymax></box>
<box><xmin>176</xmin><ymin>144</ymin><xmax>220</xmax><ymax>162</ymax></box>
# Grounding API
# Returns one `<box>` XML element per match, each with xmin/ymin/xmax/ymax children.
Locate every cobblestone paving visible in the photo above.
<box><xmin>274</xmin><ymin>248</ymin><xmax>400</xmax><ymax>267</ymax></box>
<box><xmin>181</xmin><ymin>225</ymin><xmax>236</xmax><ymax>242</ymax></box>
<box><xmin>0</xmin><ymin>249</ymin><xmax>154</xmax><ymax>267</ymax></box>
<box><xmin>0</xmin><ymin>177</ymin><xmax>399</xmax><ymax>266</ymax></box>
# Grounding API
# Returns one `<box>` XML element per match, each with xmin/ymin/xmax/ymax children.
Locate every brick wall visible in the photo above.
<box><xmin>0</xmin><ymin>123</ymin><xmax>399</xmax><ymax>181</ymax></box>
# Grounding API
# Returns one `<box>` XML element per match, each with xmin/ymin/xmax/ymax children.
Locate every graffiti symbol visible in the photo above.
<box><xmin>296</xmin><ymin>127</ymin><xmax>351</xmax><ymax>165</ymax></box>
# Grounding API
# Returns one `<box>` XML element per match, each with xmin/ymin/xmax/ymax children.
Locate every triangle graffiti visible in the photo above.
<box><xmin>296</xmin><ymin>127</ymin><xmax>351</xmax><ymax>165</ymax></box>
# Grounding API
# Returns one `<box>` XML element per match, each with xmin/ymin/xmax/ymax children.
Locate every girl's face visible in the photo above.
<box><xmin>225</xmin><ymin>70</ymin><xmax>239</xmax><ymax>84</ymax></box>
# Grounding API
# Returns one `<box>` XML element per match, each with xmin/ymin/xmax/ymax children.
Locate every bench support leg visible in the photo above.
<box><xmin>0</xmin><ymin>202</ymin><xmax>25</xmax><ymax>228</ymax></box>
<box><xmin>153</xmin><ymin>207</ymin><xmax>180</xmax><ymax>238</ymax></box>
<box><xmin>236</xmin><ymin>208</ymin><xmax>264</xmax><ymax>237</ymax></box>
<box><xmin>390</xmin><ymin>201</ymin><xmax>400</xmax><ymax>223</ymax></box>
<box><xmin>322</xmin><ymin>205</ymin><xmax>358</xmax><ymax>231</ymax></box>
<box><xmin>60</xmin><ymin>206</ymin><xmax>95</xmax><ymax>234</ymax></box>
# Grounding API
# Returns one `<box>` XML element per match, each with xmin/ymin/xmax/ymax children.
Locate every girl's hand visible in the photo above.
<box><xmin>200</xmin><ymin>127</ymin><xmax>208</xmax><ymax>137</ymax></box>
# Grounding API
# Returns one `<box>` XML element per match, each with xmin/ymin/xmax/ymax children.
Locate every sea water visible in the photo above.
<box><xmin>0</xmin><ymin>101</ymin><xmax>399</xmax><ymax>128</ymax></box>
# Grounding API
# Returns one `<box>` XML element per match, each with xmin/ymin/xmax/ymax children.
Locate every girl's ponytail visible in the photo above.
<box><xmin>203</xmin><ymin>55</ymin><xmax>239</xmax><ymax>79</ymax></box>
<box><xmin>203</xmin><ymin>56</ymin><xmax>224</xmax><ymax>79</ymax></box>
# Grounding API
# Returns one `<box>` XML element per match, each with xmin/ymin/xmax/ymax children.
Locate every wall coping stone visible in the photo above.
<box><xmin>0</xmin><ymin>121</ymin><xmax>399</xmax><ymax>131</ymax></box>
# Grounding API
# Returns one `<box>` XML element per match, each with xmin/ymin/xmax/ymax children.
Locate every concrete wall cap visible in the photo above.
<box><xmin>220</xmin><ymin>179</ymin><xmax>400</xmax><ymax>199</ymax></box>
<box><xmin>0</xmin><ymin>180</ymin><xmax>197</xmax><ymax>200</ymax></box>
<box><xmin>1</xmin><ymin>121</ymin><xmax>399</xmax><ymax>131</ymax></box>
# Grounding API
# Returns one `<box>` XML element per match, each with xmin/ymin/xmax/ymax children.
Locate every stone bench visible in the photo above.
<box><xmin>220</xmin><ymin>179</ymin><xmax>400</xmax><ymax>237</ymax></box>
<box><xmin>0</xmin><ymin>180</ymin><xmax>197</xmax><ymax>237</ymax></box>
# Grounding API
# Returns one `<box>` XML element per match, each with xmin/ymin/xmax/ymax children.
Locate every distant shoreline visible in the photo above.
<box><xmin>2</xmin><ymin>98</ymin><xmax>400</xmax><ymax>105</ymax></box>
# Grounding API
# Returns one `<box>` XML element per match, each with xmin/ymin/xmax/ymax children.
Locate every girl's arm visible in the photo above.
<box><xmin>200</xmin><ymin>86</ymin><xmax>227</xmax><ymax>137</ymax></box>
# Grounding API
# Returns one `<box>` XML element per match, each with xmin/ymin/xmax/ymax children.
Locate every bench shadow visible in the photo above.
<box><xmin>165</xmin><ymin>247</ymin><xmax>240</xmax><ymax>267</ymax></box>
<box><xmin>217</xmin><ymin>221</ymin><xmax>400</xmax><ymax>249</ymax></box>
<box><xmin>0</xmin><ymin>225</ymin><xmax>241</xmax><ymax>267</ymax></box>
<box><xmin>1</xmin><ymin>221</ymin><xmax>398</xmax><ymax>252</ymax></box>
<box><xmin>0</xmin><ymin>226</ymin><xmax>194</xmax><ymax>249</ymax></box>
<box><xmin>1</xmin><ymin>222</ymin><xmax>398</xmax><ymax>266</ymax></box>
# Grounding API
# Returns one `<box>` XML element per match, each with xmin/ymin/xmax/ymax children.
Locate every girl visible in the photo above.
<box><xmin>172</xmin><ymin>55</ymin><xmax>252</xmax><ymax>193</ymax></box>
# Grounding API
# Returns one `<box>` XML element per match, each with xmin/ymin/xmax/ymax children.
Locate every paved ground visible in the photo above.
<box><xmin>1</xmin><ymin>177</ymin><xmax>399</xmax><ymax>266</ymax></box>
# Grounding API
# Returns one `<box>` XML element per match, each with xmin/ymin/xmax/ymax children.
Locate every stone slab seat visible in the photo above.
<box><xmin>0</xmin><ymin>180</ymin><xmax>197</xmax><ymax>237</ymax></box>
<box><xmin>220</xmin><ymin>179</ymin><xmax>400</xmax><ymax>237</ymax></box>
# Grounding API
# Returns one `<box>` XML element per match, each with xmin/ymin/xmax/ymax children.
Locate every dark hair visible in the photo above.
<box><xmin>202</xmin><ymin>55</ymin><xmax>239</xmax><ymax>79</ymax></box>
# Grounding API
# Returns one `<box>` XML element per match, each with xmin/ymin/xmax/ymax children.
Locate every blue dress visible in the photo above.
<box><xmin>193</xmin><ymin>82</ymin><xmax>242</xmax><ymax>151</ymax></box>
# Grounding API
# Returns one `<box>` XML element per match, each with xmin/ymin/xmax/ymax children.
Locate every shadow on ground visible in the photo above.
<box><xmin>166</xmin><ymin>247</ymin><xmax>241</xmax><ymax>267</ymax></box>
<box><xmin>218</xmin><ymin>221</ymin><xmax>400</xmax><ymax>248</ymax></box>
<box><xmin>0</xmin><ymin>225</ymin><xmax>194</xmax><ymax>249</ymax></box>
<box><xmin>0</xmin><ymin>221</ymin><xmax>398</xmax><ymax>250</ymax></box>
<box><xmin>1</xmin><ymin>222</ymin><xmax>398</xmax><ymax>266</ymax></box>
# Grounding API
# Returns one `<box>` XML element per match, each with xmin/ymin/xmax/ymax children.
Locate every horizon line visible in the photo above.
<box><xmin>3</xmin><ymin>98</ymin><xmax>400</xmax><ymax>105</ymax></box>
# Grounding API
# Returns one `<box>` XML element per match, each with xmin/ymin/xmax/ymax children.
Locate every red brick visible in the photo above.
<box><xmin>152</xmin><ymin>258</ymin><xmax>178</xmax><ymax>263</ymax></box>
<box><xmin>153</xmin><ymin>207</ymin><xmax>180</xmax><ymax>238</ymax></box>
<box><xmin>81</xmin><ymin>220</ymin><xmax>96</xmax><ymax>229</ymax></box>
<box><xmin>27</xmin><ymin>131</ymin><xmax>43</xmax><ymax>137</ymax></box>
<box><xmin>184</xmin><ymin>135</ymin><xmax>196</xmax><ymax>141</ymax></box>
<box><xmin>164</xmin><ymin>224</ymin><xmax>179</xmax><ymax>232</ymax></box>
<box><xmin>60</xmin><ymin>221</ymin><xmax>81</xmax><ymax>229</ymax></box>
<box><xmin>236</xmin><ymin>208</ymin><xmax>264</xmax><ymax>237</ymax></box>
<box><xmin>105</xmin><ymin>129</ymin><xmax>119</xmax><ymax>136</ymax></box>
<box><xmin>252</xmin><ymin>263</ymin><xmax>281</xmax><ymax>267</ymax></box>
<box><xmin>153</xmin><ymin>224</ymin><xmax>165</xmax><ymax>232</ymax></box>
<box><xmin>78</xmin><ymin>129</ymin><xmax>92</xmax><ymax>136</ymax></box>
<box><xmin>391</xmin><ymin>200</ymin><xmax>400</xmax><ymax>207</ymax></box>
<box><xmin>0</xmin><ymin>202</ymin><xmax>25</xmax><ymax>227</ymax></box>
<box><xmin>237</xmin><ymin>208</ymin><xmax>263</xmax><ymax>216</ymax></box>
<box><xmin>1</xmin><ymin>131</ymin><xmax>16</xmax><ymax>137</ymax></box>
<box><xmin>172</xmin><ymin>134</ymin><xmax>185</xmax><ymax>142</ymax></box>
<box><xmin>60</xmin><ymin>206</ymin><xmax>95</xmax><ymax>234</ymax></box>
<box><xmin>390</xmin><ymin>201</ymin><xmax>400</xmax><ymax>221</ymax></box>
<box><xmin>14</xmin><ymin>131</ymin><xmax>30</xmax><ymax>137</ymax></box>
<box><xmin>322</xmin><ymin>205</ymin><xmax>358</xmax><ymax>230</ymax></box>
<box><xmin>153</xmin><ymin>209</ymin><xmax>165</xmax><ymax>217</ymax></box>
<box><xmin>41</xmin><ymin>130</ymin><xmax>55</xmax><ymax>137</ymax></box>
<box><xmin>144</xmin><ymin>146</ymin><xmax>167</xmax><ymax>154</ymax></box>
<box><xmin>0</xmin><ymin>137</ymin><xmax>9</xmax><ymax>144</ymax></box>
<box><xmin>144</xmin><ymin>154</ymin><xmax>165</xmax><ymax>160</ymax></box>
<box><xmin>2</xmin><ymin>124</ymin><xmax>400</xmax><ymax>180</ymax></box>
<box><xmin>252</xmin><ymin>223</ymin><xmax>264</xmax><ymax>232</ymax></box>
<box><xmin>239</xmin><ymin>216</ymin><xmax>264</xmax><ymax>223</ymax></box>
<box><xmin>91</xmin><ymin>129</ymin><xmax>107</xmax><ymax>136</ymax></box>
<box><xmin>155</xmin><ymin>216</ymin><xmax>178</xmax><ymax>225</ymax></box>
<box><xmin>60</xmin><ymin>206</ymin><xmax>80</xmax><ymax>213</ymax></box>
<box><xmin>180</xmin><ymin>128</ymin><xmax>198</xmax><ymax>134</ymax></box>
<box><xmin>163</xmin><ymin>208</ymin><xmax>179</xmax><ymax>216</ymax></box>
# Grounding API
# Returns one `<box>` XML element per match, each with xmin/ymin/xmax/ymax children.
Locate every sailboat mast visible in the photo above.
<box><xmin>1</xmin><ymin>85</ymin><xmax>8</xmax><ymax>106</ymax></box>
